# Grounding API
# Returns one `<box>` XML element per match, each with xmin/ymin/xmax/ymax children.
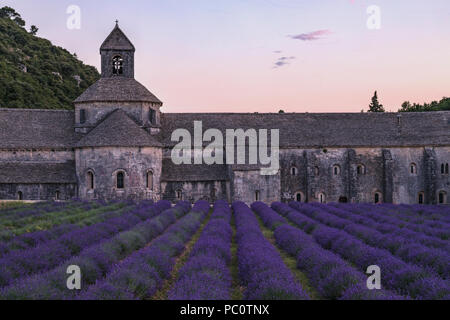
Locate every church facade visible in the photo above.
<box><xmin>0</xmin><ymin>25</ymin><xmax>449</xmax><ymax>204</ymax></box>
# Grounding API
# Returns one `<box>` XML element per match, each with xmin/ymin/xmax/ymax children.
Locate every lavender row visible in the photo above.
<box><xmin>322</xmin><ymin>203</ymin><xmax>449</xmax><ymax>251</ymax></box>
<box><xmin>272</xmin><ymin>202</ymin><xmax>449</xmax><ymax>299</ymax></box>
<box><xmin>379</xmin><ymin>203</ymin><xmax>450</xmax><ymax>224</ymax></box>
<box><xmin>251</xmin><ymin>202</ymin><xmax>402</xmax><ymax>300</ymax></box>
<box><xmin>0</xmin><ymin>202</ymin><xmax>143</xmax><ymax>258</ymax></box>
<box><xmin>169</xmin><ymin>200</ymin><xmax>232</xmax><ymax>300</ymax></box>
<box><xmin>334</xmin><ymin>203</ymin><xmax>450</xmax><ymax>240</ymax></box>
<box><xmin>0</xmin><ymin>201</ymin><xmax>130</xmax><ymax>242</ymax></box>
<box><xmin>0</xmin><ymin>201</ymin><xmax>191</xmax><ymax>300</ymax></box>
<box><xmin>233</xmin><ymin>201</ymin><xmax>309</xmax><ymax>300</ymax></box>
<box><xmin>290</xmin><ymin>202</ymin><xmax>449</xmax><ymax>279</ymax></box>
<box><xmin>78</xmin><ymin>200</ymin><xmax>210</xmax><ymax>300</ymax></box>
<box><xmin>0</xmin><ymin>200</ymin><xmax>172</xmax><ymax>288</ymax></box>
<box><xmin>0</xmin><ymin>201</ymin><xmax>81</xmax><ymax>219</ymax></box>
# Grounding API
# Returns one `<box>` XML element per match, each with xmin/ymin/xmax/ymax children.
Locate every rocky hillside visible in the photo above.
<box><xmin>0</xmin><ymin>7</ymin><xmax>99</xmax><ymax>110</ymax></box>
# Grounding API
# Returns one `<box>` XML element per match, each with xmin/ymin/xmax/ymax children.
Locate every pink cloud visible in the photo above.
<box><xmin>289</xmin><ymin>30</ymin><xmax>332</xmax><ymax>41</ymax></box>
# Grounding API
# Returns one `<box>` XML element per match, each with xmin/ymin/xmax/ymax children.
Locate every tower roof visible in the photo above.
<box><xmin>74</xmin><ymin>77</ymin><xmax>162</xmax><ymax>104</ymax></box>
<box><xmin>76</xmin><ymin>109</ymin><xmax>162</xmax><ymax>148</ymax></box>
<box><xmin>100</xmin><ymin>22</ymin><xmax>135</xmax><ymax>51</ymax></box>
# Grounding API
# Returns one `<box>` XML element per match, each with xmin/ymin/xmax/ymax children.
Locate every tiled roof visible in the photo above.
<box><xmin>74</xmin><ymin>77</ymin><xmax>162</xmax><ymax>104</ymax></box>
<box><xmin>76</xmin><ymin>109</ymin><xmax>162</xmax><ymax>148</ymax></box>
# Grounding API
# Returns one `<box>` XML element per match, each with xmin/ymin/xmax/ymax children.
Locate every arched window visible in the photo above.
<box><xmin>55</xmin><ymin>191</ymin><xmax>60</xmax><ymax>201</ymax></box>
<box><xmin>438</xmin><ymin>191</ymin><xmax>447</xmax><ymax>204</ymax></box>
<box><xmin>291</xmin><ymin>166</ymin><xmax>298</xmax><ymax>176</ymax></box>
<box><xmin>446</xmin><ymin>164</ymin><xmax>449</xmax><ymax>175</ymax></box>
<box><xmin>333</xmin><ymin>165</ymin><xmax>341</xmax><ymax>176</ymax></box>
<box><xmin>211</xmin><ymin>187</ymin><xmax>217</xmax><ymax>198</ymax></box>
<box><xmin>418</xmin><ymin>192</ymin><xmax>425</xmax><ymax>204</ymax></box>
<box><xmin>357</xmin><ymin>164</ymin><xmax>366</xmax><ymax>175</ymax></box>
<box><xmin>295</xmin><ymin>192</ymin><xmax>304</xmax><ymax>202</ymax></box>
<box><xmin>410</xmin><ymin>163</ymin><xmax>417</xmax><ymax>175</ymax></box>
<box><xmin>176</xmin><ymin>189</ymin><xmax>182</xmax><ymax>200</ymax></box>
<box><xmin>255</xmin><ymin>190</ymin><xmax>260</xmax><ymax>202</ymax></box>
<box><xmin>112</xmin><ymin>56</ymin><xmax>123</xmax><ymax>75</ymax></box>
<box><xmin>318</xmin><ymin>192</ymin><xmax>326</xmax><ymax>203</ymax></box>
<box><xmin>314</xmin><ymin>166</ymin><xmax>320</xmax><ymax>176</ymax></box>
<box><xmin>87</xmin><ymin>171</ymin><xmax>94</xmax><ymax>190</ymax></box>
<box><xmin>116</xmin><ymin>172</ymin><xmax>125</xmax><ymax>189</ymax></box>
<box><xmin>146</xmin><ymin>171</ymin><xmax>153</xmax><ymax>190</ymax></box>
<box><xmin>17</xmin><ymin>191</ymin><xmax>23</xmax><ymax>201</ymax></box>
<box><xmin>374</xmin><ymin>192</ymin><xmax>382</xmax><ymax>204</ymax></box>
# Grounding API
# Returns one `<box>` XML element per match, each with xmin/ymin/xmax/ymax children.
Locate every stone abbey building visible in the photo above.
<box><xmin>0</xmin><ymin>24</ymin><xmax>449</xmax><ymax>204</ymax></box>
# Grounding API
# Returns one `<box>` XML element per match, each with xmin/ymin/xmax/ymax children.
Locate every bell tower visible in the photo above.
<box><xmin>100</xmin><ymin>21</ymin><xmax>135</xmax><ymax>78</ymax></box>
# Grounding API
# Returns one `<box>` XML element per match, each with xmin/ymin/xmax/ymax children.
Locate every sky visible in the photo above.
<box><xmin>3</xmin><ymin>0</ymin><xmax>450</xmax><ymax>113</ymax></box>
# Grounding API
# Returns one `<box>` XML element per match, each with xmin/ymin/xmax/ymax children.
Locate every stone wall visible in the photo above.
<box><xmin>74</xmin><ymin>102</ymin><xmax>161</xmax><ymax>133</ymax></box>
<box><xmin>232</xmin><ymin>170</ymin><xmax>280</xmax><ymax>204</ymax></box>
<box><xmin>0</xmin><ymin>149</ymin><xmax>74</xmax><ymax>162</ymax></box>
<box><xmin>161</xmin><ymin>180</ymin><xmax>229</xmax><ymax>203</ymax></box>
<box><xmin>75</xmin><ymin>146</ymin><xmax>162</xmax><ymax>201</ymax></box>
<box><xmin>0</xmin><ymin>183</ymin><xmax>77</xmax><ymax>201</ymax></box>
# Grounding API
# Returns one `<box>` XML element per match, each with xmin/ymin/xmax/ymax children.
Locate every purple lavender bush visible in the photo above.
<box><xmin>0</xmin><ymin>201</ymin><xmax>189</xmax><ymax>300</ymax></box>
<box><xmin>233</xmin><ymin>201</ymin><xmax>309</xmax><ymax>300</ymax></box>
<box><xmin>77</xmin><ymin>200</ymin><xmax>210</xmax><ymax>300</ymax></box>
<box><xmin>169</xmin><ymin>200</ymin><xmax>232</xmax><ymax>300</ymax></box>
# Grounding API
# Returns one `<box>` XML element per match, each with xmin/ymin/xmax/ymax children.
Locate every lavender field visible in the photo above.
<box><xmin>0</xmin><ymin>199</ymin><xmax>448</xmax><ymax>300</ymax></box>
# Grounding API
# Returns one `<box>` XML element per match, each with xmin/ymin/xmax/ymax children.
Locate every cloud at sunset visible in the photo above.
<box><xmin>273</xmin><ymin>56</ymin><xmax>296</xmax><ymax>69</ymax></box>
<box><xmin>289</xmin><ymin>30</ymin><xmax>332</xmax><ymax>41</ymax></box>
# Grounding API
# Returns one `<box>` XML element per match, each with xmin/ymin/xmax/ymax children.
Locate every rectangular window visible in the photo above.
<box><xmin>80</xmin><ymin>109</ymin><xmax>86</xmax><ymax>124</ymax></box>
<box><xmin>149</xmin><ymin>108</ymin><xmax>156</xmax><ymax>124</ymax></box>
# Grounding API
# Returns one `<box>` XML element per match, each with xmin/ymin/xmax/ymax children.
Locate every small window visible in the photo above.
<box><xmin>149</xmin><ymin>108</ymin><xmax>156</xmax><ymax>124</ymax></box>
<box><xmin>116</xmin><ymin>172</ymin><xmax>125</xmax><ymax>189</ymax></box>
<box><xmin>314</xmin><ymin>166</ymin><xmax>320</xmax><ymax>176</ymax></box>
<box><xmin>357</xmin><ymin>164</ymin><xmax>366</xmax><ymax>175</ymax></box>
<box><xmin>333</xmin><ymin>165</ymin><xmax>341</xmax><ymax>176</ymax></box>
<box><xmin>442</xmin><ymin>164</ymin><xmax>445</xmax><ymax>174</ymax></box>
<box><xmin>446</xmin><ymin>164</ymin><xmax>449</xmax><ymax>175</ymax></box>
<box><xmin>374</xmin><ymin>192</ymin><xmax>382</xmax><ymax>204</ymax></box>
<box><xmin>339</xmin><ymin>196</ymin><xmax>348</xmax><ymax>203</ymax></box>
<box><xmin>211</xmin><ymin>187</ymin><xmax>217</xmax><ymax>198</ymax></box>
<box><xmin>55</xmin><ymin>191</ymin><xmax>60</xmax><ymax>201</ymax></box>
<box><xmin>176</xmin><ymin>190</ymin><xmax>182</xmax><ymax>200</ymax></box>
<box><xmin>87</xmin><ymin>171</ymin><xmax>94</xmax><ymax>190</ymax></box>
<box><xmin>418</xmin><ymin>192</ymin><xmax>424</xmax><ymax>204</ymax></box>
<box><xmin>255</xmin><ymin>190</ymin><xmax>260</xmax><ymax>202</ymax></box>
<box><xmin>410</xmin><ymin>163</ymin><xmax>417</xmax><ymax>175</ymax></box>
<box><xmin>438</xmin><ymin>191</ymin><xmax>447</xmax><ymax>204</ymax></box>
<box><xmin>112</xmin><ymin>56</ymin><xmax>123</xmax><ymax>75</ymax></box>
<box><xmin>318</xmin><ymin>192</ymin><xmax>326</xmax><ymax>203</ymax></box>
<box><xmin>80</xmin><ymin>109</ymin><xmax>86</xmax><ymax>124</ymax></box>
<box><xmin>17</xmin><ymin>191</ymin><xmax>23</xmax><ymax>201</ymax></box>
<box><xmin>291</xmin><ymin>166</ymin><xmax>298</xmax><ymax>176</ymax></box>
<box><xmin>146</xmin><ymin>171</ymin><xmax>153</xmax><ymax>190</ymax></box>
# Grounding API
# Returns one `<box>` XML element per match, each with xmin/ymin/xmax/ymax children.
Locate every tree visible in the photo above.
<box><xmin>368</xmin><ymin>91</ymin><xmax>385</xmax><ymax>112</ymax></box>
<box><xmin>0</xmin><ymin>6</ymin><xmax>18</xmax><ymax>19</ymax></box>
<box><xmin>29</xmin><ymin>25</ymin><xmax>38</xmax><ymax>35</ymax></box>
<box><xmin>278</xmin><ymin>109</ymin><xmax>285</xmax><ymax>114</ymax></box>
<box><xmin>398</xmin><ymin>97</ymin><xmax>450</xmax><ymax>112</ymax></box>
